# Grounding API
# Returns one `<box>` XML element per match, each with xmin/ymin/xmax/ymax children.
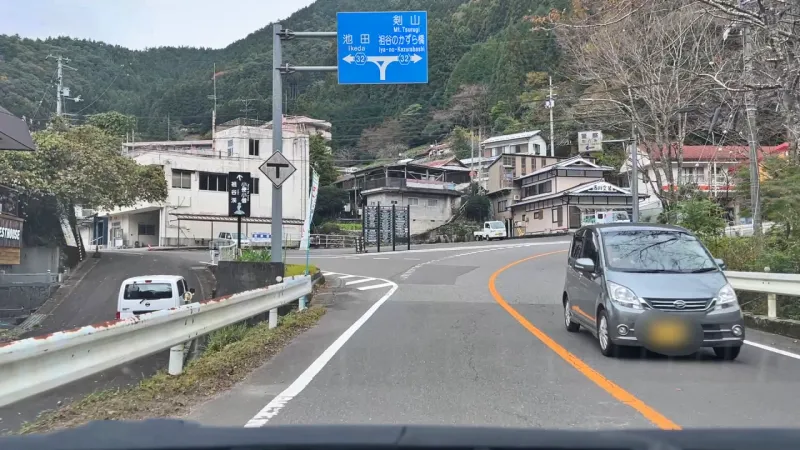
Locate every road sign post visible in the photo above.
<box><xmin>228</xmin><ymin>172</ymin><xmax>252</xmax><ymax>249</ymax></box>
<box><xmin>578</xmin><ymin>130</ymin><xmax>603</xmax><ymax>153</ymax></box>
<box><xmin>271</xmin><ymin>13</ymin><xmax>428</xmax><ymax>262</ymax></box>
<box><xmin>337</xmin><ymin>11</ymin><xmax>428</xmax><ymax>85</ymax></box>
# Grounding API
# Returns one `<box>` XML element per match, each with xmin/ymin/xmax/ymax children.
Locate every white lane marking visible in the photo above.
<box><xmin>373</xmin><ymin>257</ymin><xmax>389</xmax><ymax>260</ymax></box>
<box><xmin>321</xmin><ymin>272</ymin><xmax>337</xmax><ymax>276</ymax></box>
<box><xmin>404</xmin><ymin>258</ymin><xmax>420</xmax><ymax>261</ymax></box>
<box><xmin>357</xmin><ymin>282</ymin><xmax>395</xmax><ymax>291</ymax></box>
<box><xmin>745</xmin><ymin>340</ymin><xmax>800</xmax><ymax>360</ymax></box>
<box><xmin>244</xmin><ymin>276</ymin><xmax>399</xmax><ymax>427</ymax></box>
<box><xmin>283</xmin><ymin>240</ymin><xmax>569</xmax><ymax>259</ymax></box>
<box><xmin>345</xmin><ymin>277</ymin><xmax>376</xmax><ymax>285</ymax></box>
<box><xmin>336</xmin><ymin>275</ymin><xmax>357</xmax><ymax>279</ymax></box>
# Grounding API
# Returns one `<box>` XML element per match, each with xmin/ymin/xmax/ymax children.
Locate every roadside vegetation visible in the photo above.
<box><xmin>15</xmin><ymin>307</ymin><xmax>326</xmax><ymax>435</ymax></box>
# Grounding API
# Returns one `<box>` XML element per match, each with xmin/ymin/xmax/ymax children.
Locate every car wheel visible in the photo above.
<box><xmin>564</xmin><ymin>297</ymin><xmax>580</xmax><ymax>332</ymax></box>
<box><xmin>597</xmin><ymin>310</ymin><xmax>617</xmax><ymax>357</ymax></box>
<box><xmin>713</xmin><ymin>346</ymin><xmax>741</xmax><ymax>361</ymax></box>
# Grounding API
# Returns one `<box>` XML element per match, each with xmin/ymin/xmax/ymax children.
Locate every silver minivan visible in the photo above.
<box><xmin>562</xmin><ymin>224</ymin><xmax>745</xmax><ymax>360</ymax></box>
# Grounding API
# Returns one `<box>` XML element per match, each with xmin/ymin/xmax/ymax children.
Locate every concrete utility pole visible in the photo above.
<box><xmin>47</xmin><ymin>55</ymin><xmax>80</xmax><ymax>117</ymax></box>
<box><xmin>743</xmin><ymin>25</ymin><xmax>762</xmax><ymax>237</ymax></box>
<box><xmin>270</xmin><ymin>24</ymin><xmax>337</xmax><ymax>264</ymax></box>
<box><xmin>548</xmin><ymin>75</ymin><xmax>555</xmax><ymax>157</ymax></box>
<box><xmin>208</xmin><ymin>63</ymin><xmax>221</xmax><ymax>153</ymax></box>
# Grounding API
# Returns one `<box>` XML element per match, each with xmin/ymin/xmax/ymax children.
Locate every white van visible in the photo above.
<box><xmin>116</xmin><ymin>275</ymin><xmax>195</xmax><ymax>320</ymax></box>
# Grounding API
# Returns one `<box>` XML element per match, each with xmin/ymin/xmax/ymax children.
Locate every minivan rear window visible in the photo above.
<box><xmin>124</xmin><ymin>283</ymin><xmax>173</xmax><ymax>300</ymax></box>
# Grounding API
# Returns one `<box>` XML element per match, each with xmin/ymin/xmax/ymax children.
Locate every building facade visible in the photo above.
<box><xmin>482</xmin><ymin>130</ymin><xmax>549</xmax><ymax>158</ymax></box>
<box><xmin>81</xmin><ymin>123</ymin><xmax>310</xmax><ymax>248</ymax></box>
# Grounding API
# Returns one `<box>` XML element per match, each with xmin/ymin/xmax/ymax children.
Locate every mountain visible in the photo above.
<box><xmin>0</xmin><ymin>0</ymin><xmax>569</xmax><ymax>162</ymax></box>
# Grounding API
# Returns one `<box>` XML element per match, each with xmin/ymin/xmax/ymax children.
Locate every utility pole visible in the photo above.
<box><xmin>743</xmin><ymin>25</ymin><xmax>762</xmax><ymax>237</ymax></box>
<box><xmin>547</xmin><ymin>75</ymin><xmax>555</xmax><ymax>157</ymax></box>
<box><xmin>47</xmin><ymin>55</ymin><xmax>78</xmax><ymax>116</ymax></box>
<box><xmin>167</xmin><ymin>113</ymin><xmax>170</xmax><ymax>141</ymax></box>
<box><xmin>208</xmin><ymin>63</ymin><xmax>221</xmax><ymax>154</ymax></box>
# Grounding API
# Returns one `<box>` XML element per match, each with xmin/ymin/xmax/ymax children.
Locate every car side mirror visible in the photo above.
<box><xmin>574</xmin><ymin>257</ymin><xmax>596</xmax><ymax>273</ymax></box>
<box><xmin>714</xmin><ymin>258</ymin><xmax>727</xmax><ymax>270</ymax></box>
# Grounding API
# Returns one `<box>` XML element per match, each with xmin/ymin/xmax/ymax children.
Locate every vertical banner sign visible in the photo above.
<box><xmin>228</xmin><ymin>172</ymin><xmax>253</xmax><ymax>217</ymax></box>
<box><xmin>300</xmin><ymin>170</ymin><xmax>320</xmax><ymax>250</ymax></box>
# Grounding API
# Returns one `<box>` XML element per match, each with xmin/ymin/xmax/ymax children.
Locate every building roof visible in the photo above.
<box><xmin>0</xmin><ymin>105</ymin><xmax>36</xmax><ymax>151</ymax></box>
<box><xmin>518</xmin><ymin>155</ymin><xmax>612</xmax><ymax>180</ymax></box>
<box><xmin>644</xmin><ymin>142</ymin><xmax>789</xmax><ymax>162</ymax></box>
<box><xmin>512</xmin><ymin>180</ymin><xmax>640</xmax><ymax>208</ymax></box>
<box><xmin>123</xmin><ymin>140</ymin><xmax>212</xmax><ymax>148</ymax></box>
<box><xmin>482</xmin><ymin>130</ymin><xmax>542</xmax><ymax>146</ymax></box>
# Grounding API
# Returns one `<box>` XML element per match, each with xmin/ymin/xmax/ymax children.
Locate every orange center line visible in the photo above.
<box><xmin>488</xmin><ymin>250</ymin><xmax>682</xmax><ymax>431</ymax></box>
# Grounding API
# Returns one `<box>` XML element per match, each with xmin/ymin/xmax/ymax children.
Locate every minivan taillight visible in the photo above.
<box><xmin>115</xmin><ymin>311</ymin><xmax>121</xmax><ymax>320</ymax></box>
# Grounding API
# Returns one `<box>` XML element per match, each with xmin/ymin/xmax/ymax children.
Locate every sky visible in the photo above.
<box><xmin>0</xmin><ymin>0</ymin><xmax>317</xmax><ymax>49</ymax></box>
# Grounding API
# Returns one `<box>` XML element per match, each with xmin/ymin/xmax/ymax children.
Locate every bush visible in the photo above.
<box><xmin>238</xmin><ymin>249</ymin><xmax>271</xmax><ymax>262</ymax></box>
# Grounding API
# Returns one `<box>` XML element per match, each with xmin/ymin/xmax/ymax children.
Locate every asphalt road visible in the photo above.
<box><xmin>0</xmin><ymin>250</ymin><xmax>214</xmax><ymax>434</ymax></box>
<box><xmin>187</xmin><ymin>236</ymin><xmax>800</xmax><ymax>430</ymax></box>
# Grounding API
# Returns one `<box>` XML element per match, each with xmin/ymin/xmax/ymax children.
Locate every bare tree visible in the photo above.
<box><xmin>696</xmin><ymin>0</ymin><xmax>800</xmax><ymax>161</ymax></box>
<box><xmin>555</xmin><ymin>0</ymin><xmax>727</xmax><ymax>207</ymax></box>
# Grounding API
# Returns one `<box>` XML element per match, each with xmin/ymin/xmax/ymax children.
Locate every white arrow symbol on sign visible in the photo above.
<box><xmin>410</xmin><ymin>54</ymin><xmax>423</xmax><ymax>63</ymax></box>
<box><xmin>343</xmin><ymin>54</ymin><xmax>355</xmax><ymax>64</ymax></box>
<box><xmin>366</xmin><ymin>56</ymin><xmax>399</xmax><ymax>81</ymax></box>
<box><xmin>236</xmin><ymin>174</ymin><xmax>243</xmax><ymax>181</ymax></box>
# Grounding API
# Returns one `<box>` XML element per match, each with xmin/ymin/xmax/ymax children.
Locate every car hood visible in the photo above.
<box><xmin>605</xmin><ymin>270</ymin><xmax>727</xmax><ymax>299</ymax></box>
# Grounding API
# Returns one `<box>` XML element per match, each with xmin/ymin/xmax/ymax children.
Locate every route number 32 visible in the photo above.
<box><xmin>398</xmin><ymin>54</ymin><xmax>411</xmax><ymax>65</ymax></box>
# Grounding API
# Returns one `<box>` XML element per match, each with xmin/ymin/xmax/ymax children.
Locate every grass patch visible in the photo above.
<box><xmin>285</xmin><ymin>263</ymin><xmax>318</xmax><ymax>277</ymax></box>
<box><xmin>16</xmin><ymin>307</ymin><xmax>326</xmax><ymax>435</ymax></box>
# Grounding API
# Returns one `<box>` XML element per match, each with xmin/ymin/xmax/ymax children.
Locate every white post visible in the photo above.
<box><xmin>768</xmin><ymin>294</ymin><xmax>777</xmax><ymax>319</ymax></box>
<box><xmin>269</xmin><ymin>308</ymin><xmax>278</xmax><ymax>329</ymax></box>
<box><xmin>168</xmin><ymin>343</ymin><xmax>184</xmax><ymax>375</ymax></box>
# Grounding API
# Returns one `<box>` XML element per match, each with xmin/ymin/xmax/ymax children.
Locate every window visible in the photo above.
<box><xmin>427</xmin><ymin>198</ymin><xmax>438</xmax><ymax>207</ymax></box>
<box><xmin>497</xmin><ymin>200</ymin><xmax>508</xmax><ymax>212</ymax></box>
<box><xmin>137</xmin><ymin>224</ymin><xmax>156</xmax><ymax>236</ymax></box>
<box><xmin>171</xmin><ymin>170</ymin><xmax>191</xmax><ymax>189</ymax></box>
<box><xmin>503</xmin><ymin>156</ymin><xmax>514</xmax><ymax>167</ymax></box>
<box><xmin>552</xmin><ymin>207</ymin><xmax>559</xmax><ymax>223</ymax></box>
<box><xmin>227</xmin><ymin>139</ymin><xmax>234</xmax><ymax>157</ymax></box>
<box><xmin>177</xmin><ymin>280</ymin><xmax>185</xmax><ymax>298</ymax></box>
<box><xmin>252</xmin><ymin>178</ymin><xmax>260</xmax><ymax>195</ymax></box>
<box><xmin>570</xmin><ymin>231</ymin><xmax>584</xmax><ymax>259</ymax></box>
<box><xmin>123</xmin><ymin>283</ymin><xmax>173</xmax><ymax>300</ymax></box>
<box><xmin>249</xmin><ymin>139</ymin><xmax>260</xmax><ymax>156</ymax></box>
<box><xmin>408</xmin><ymin>197</ymin><xmax>419</xmax><ymax>206</ymax></box>
<box><xmin>199</xmin><ymin>172</ymin><xmax>228</xmax><ymax>191</ymax></box>
<box><xmin>521</xmin><ymin>157</ymin><xmax>526</xmax><ymax>176</ymax></box>
<box><xmin>534</xmin><ymin>210</ymin><xmax>543</xmax><ymax>220</ymax></box>
<box><xmin>602</xmin><ymin>230</ymin><xmax>717</xmax><ymax>272</ymax></box>
<box><xmin>582</xmin><ymin>231</ymin><xmax>599</xmax><ymax>266</ymax></box>
<box><xmin>523</xmin><ymin>180</ymin><xmax>553</xmax><ymax>198</ymax></box>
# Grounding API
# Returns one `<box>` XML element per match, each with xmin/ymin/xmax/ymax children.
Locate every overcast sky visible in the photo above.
<box><xmin>0</xmin><ymin>0</ymin><xmax>317</xmax><ymax>49</ymax></box>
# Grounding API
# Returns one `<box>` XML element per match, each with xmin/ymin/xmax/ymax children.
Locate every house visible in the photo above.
<box><xmin>483</xmin><ymin>153</ymin><xmax>563</xmax><ymax>230</ymax></box>
<box><xmin>79</xmin><ymin>119</ymin><xmax>310</xmax><ymax>248</ymax></box>
<box><xmin>460</xmin><ymin>155</ymin><xmax>498</xmax><ymax>187</ymax></box>
<box><xmin>334</xmin><ymin>158</ymin><xmax>472</xmax><ymax>235</ymax></box>
<box><xmin>505</xmin><ymin>156</ymin><xmax>643</xmax><ymax>235</ymax></box>
<box><xmin>620</xmin><ymin>142</ymin><xmax>790</xmax><ymax>221</ymax></box>
<box><xmin>482</xmin><ymin>130</ymin><xmax>549</xmax><ymax>158</ymax></box>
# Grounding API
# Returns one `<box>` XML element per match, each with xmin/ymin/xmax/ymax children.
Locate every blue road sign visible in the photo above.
<box><xmin>337</xmin><ymin>11</ymin><xmax>428</xmax><ymax>85</ymax></box>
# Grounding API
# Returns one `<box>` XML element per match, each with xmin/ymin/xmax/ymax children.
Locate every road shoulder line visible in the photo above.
<box><xmin>244</xmin><ymin>275</ymin><xmax>399</xmax><ymax>427</ymax></box>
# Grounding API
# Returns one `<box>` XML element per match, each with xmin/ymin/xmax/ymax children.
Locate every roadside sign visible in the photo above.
<box><xmin>578</xmin><ymin>130</ymin><xmax>603</xmax><ymax>153</ymax></box>
<box><xmin>228</xmin><ymin>172</ymin><xmax>252</xmax><ymax>217</ymax></box>
<box><xmin>260</xmin><ymin>152</ymin><xmax>297</xmax><ymax>188</ymax></box>
<box><xmin>337</xmin><ymin>11</ymin><xmax>429</xmax><ymax>85</ymax></box>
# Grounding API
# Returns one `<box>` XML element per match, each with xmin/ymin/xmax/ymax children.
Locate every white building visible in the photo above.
<box><xmin>481</xmin><ymin>130</ymin><xmax>549</xmax><ymax>158</ymax></box>
<box><xmin>80</xmin><ymin>121</ymin><xmax>310</xmax><ymax>248</ymax></box>
<box><xmin>267</xmin><ymin>115</ymin><xmax>332</xmax><ymax>141</ymax></box>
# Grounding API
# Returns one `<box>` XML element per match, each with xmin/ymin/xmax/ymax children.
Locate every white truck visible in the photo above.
<box><xmin>474</xmin><ymin>221</ymin><xmax>508</xmax><ymax>241</ymax></box>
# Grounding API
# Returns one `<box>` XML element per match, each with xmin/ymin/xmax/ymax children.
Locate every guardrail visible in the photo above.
<box><xmin>0</xmin><ymin>276</ymin><xmax>312</xmax><ymax>408</ymax></box>
<box><xmin>726</xmin><ymin>271</ymin><xmax>800</xmax><ymax>319</ymax></box>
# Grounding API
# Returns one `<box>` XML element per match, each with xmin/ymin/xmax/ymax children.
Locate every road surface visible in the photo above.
<box><xmin>0</xmin><ymin>250</ymin><xmax>214</xmax><ymax>434</ymax></box>
<box><xmin>188</xmin><ymin>237</ymin><xmax>800</xmax><ymax>429</ymax></box>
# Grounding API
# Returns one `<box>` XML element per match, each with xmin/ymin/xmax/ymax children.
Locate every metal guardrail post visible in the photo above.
<box><xmin>765</xmin><ymin>267</ymin><xmax>777</xmax><ymax>318</ymax></box>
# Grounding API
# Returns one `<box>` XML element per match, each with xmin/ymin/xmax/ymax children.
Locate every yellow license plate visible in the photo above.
<box><xmin>648</xmin><ymin>319</ymin><xmax>689</xmax><ymax>347</ymax></box>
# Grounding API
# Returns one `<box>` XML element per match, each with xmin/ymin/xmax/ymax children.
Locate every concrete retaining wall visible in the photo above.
<box><xmin>210</xmin><ymin>261</ymin><xmax>285</xmax><ymax>297</ymax></box>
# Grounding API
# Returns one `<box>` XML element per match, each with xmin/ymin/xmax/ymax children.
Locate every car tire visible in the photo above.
<box><xmin>713</xmin><ymin>346</ymin><xmax>741</xmax><ymax>361</ymax></box>
<box><xmin>564</xmin><ymin>297</ymin><xmax>580</xmax><ymax>332</ymax></box>
<box><xmin>597</xmin><ymin>310</ymin><xmax>618</xmax><ymax>357</ymax></box>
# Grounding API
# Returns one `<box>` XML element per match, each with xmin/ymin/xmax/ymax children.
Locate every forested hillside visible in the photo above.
<box><xmin>0</xmin><ymin>0</ymin><xmax>572</xmax><ymax>164</ymax></box>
